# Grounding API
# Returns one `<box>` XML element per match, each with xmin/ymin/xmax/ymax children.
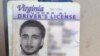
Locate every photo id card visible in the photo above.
<box><xmin>7</xmin><ymin>1</ymin><xmax>80</xmax><ymax>56</ymax></box>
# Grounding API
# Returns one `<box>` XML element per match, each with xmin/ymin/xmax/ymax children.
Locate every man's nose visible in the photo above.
<box><xmin>27</xmin><ymin>37</ymin><xmax>32</xmax><ymax>44</ymax></box>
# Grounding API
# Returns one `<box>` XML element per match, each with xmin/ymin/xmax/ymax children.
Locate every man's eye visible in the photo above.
<box><xmin>22</xmin><ymin>35</ymin><xmax>28</xmax><ymax>39</ymax></box>
<box><xmin>32</xmin><ymin>36</ymin><xmax>40</xmax><ymax>39</ymax></box>
<box><xmin>22</xmin><ymin>34</ymin><xmax>28</xmax><ymax>39</ymax></box>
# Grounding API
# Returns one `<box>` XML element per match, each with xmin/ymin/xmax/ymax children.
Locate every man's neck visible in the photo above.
<box><xmin>20</xmin><ymin>51</ymin><xmax>39</xmax><ymax>56</ymax></box>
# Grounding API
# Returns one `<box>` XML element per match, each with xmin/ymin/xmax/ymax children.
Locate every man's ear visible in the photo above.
<box><xmin>39</xmin><ymin>39</ymin><xmax>44</xmax><ymax>49</ymax></box>
<box><xmin>20</xmin><ymin>35</ymin><xmax>21</xmax><ymax>43</ymax></box>
<box><xmin>40</xmin><ymin>39</ymin><xmax>44</xmax><ymax>46</ymax></box>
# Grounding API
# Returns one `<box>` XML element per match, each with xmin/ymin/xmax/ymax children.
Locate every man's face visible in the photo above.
<box><xmin>20</xmin><ymin>26</ymin><xmax>43</xmax><ymax>54</ymax></box>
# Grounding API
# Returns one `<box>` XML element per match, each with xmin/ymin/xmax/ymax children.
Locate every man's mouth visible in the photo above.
<box><xmin>25</xmin><ymin>45</ymin><xmax>34</xmax><ymax>50</ymax></box>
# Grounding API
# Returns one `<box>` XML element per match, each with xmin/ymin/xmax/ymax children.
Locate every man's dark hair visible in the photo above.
<box><xmin>19</xmin><ymin>20</ymin><xmax>46</xmax><ymax>38</ymax></box>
